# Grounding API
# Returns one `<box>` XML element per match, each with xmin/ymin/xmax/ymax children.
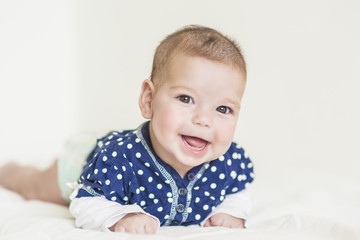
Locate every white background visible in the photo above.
<box><xmin>1</xmin><ymin>0</ymin><xmax>359</xmax><ymax>186</ymax></box>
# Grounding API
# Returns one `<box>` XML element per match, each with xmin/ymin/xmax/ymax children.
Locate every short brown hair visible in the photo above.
<box><xmin>150</xmin><ymin>25</ymin><xmax>246</xmax><ymax>87</ymax></box>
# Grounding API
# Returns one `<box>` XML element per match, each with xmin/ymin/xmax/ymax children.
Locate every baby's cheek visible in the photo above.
<box><xmin>154</xmin><ymin>107</ymin><xmax>181</xmax><ymax>137</ymax></box>
<box><xmin>214</xmin><ymin>125</ymin><xmax>235</xmax><ymax>152</ymax></box>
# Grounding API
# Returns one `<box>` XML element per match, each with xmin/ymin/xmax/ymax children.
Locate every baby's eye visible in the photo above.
<box><xmin>216</xmin><ymin>106</ymin><xmax>232</xmax><ymax>114</ymax></box>
<box><xmin>177</xmin><ymin>95</ymin><xmax>194</xmax><ymax>104</ymax></box>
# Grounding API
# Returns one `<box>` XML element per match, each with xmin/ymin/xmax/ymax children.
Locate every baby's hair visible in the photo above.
<box><xmin>150</xmin><ymin>25</ymin><xmax>247</xmax><ymax>87</ymax></box>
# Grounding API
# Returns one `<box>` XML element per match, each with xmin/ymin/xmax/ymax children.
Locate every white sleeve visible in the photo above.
<box><xmin>69</xmin><ymin>196</ymin><xmax>160</xmax><ymax>232</ymax></box>
<box><xmin>200</xmin><ymin>189</ymin><xmax>252</xmax><ymax>227</ymax></box>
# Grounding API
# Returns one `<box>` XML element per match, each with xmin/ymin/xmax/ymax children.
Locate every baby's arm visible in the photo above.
<box><xmin>69</xmin><ymin>196</ymin><xmax>160</xmax><ymax>234</ymax></box>
<box><xmin>202</xmin><ymin>189</ymin><xmax>251</xmax><ymax>228</ymax></box>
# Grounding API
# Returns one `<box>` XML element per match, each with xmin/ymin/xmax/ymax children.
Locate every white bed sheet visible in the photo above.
<box><xmin>1</xmin><ymin>164</ymin><xmax>359</xmax><ymax>240</ymax></box>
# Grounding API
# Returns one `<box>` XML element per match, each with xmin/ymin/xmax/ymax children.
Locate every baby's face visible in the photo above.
<box><xmin>149</xmin><ymin>54</ymin><xmax>246</xmax><ymax>177</ymax></box>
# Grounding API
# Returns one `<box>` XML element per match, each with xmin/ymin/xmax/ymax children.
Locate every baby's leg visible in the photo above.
<box><xmin>0</xmin><ymin>161</ymin><xmax>68</xmax><ymax>206</ymax></box>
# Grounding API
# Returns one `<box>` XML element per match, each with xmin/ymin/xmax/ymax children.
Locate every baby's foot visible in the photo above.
<box><xmin>0</xmin><ymin>162</ymin><xmax>21</xmax><ymax>188</ymax></box>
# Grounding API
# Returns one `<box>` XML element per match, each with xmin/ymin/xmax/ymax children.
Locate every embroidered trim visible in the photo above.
<box><xmin>136</xmin><ymin>123</ymin><xmax>179</xmax><ymax>226</ymax></box>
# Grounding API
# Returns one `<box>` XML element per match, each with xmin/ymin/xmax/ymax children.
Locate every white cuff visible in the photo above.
<box><xmin>200</xmin><ymin>189</ymin><xmax>252</xmax><ymax>227</ymax></box>
<box><xmin>69</xmin><ymin>196</ymin><xmax>160</xmax><ymax>232</ymax></box>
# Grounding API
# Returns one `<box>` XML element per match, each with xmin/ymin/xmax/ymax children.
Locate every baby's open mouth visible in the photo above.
<box><xmin>181</xmin><ymin>135</ymin><xmax>209</xmax><ymax>152</ymax></box>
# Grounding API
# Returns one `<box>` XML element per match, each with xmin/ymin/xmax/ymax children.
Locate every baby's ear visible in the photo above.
<box><xmin>138</xmin><ymin>79</ymin><xmax>155</xmax><ymax>119</ymax></box>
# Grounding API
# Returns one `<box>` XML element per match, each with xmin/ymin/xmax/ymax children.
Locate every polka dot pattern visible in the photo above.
<box><xmin>76</xmin><ymin>121</ymin><xmax>254</xmax><ymax>227</ymax></box>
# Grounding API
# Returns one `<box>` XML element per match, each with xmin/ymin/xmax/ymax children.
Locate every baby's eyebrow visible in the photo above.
<box><xmin>169</xmin><ymin>85</ymin><xmax>194</xmax><ymax>91</ymax></box>
<box><xmin>224</xmin><ymin>97</ymin><xmax>241</xmax><ymax>110</ymax></box>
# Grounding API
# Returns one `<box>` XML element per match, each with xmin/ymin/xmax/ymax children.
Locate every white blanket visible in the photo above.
<box><xmin>1</xmin><ymin>164</ymin><xmax>359</xmax><ymax>240</ymax></box>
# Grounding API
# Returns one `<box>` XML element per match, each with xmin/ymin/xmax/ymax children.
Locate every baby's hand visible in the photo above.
<box><xmin>109</xmin><ymin>213</ymin><xmax>158</xmax><ymax>234</ymax></box>
<box><xmin>203</xmin><ymin>213</ymin><xmax>245</xmax><ymax>228</ymax></box>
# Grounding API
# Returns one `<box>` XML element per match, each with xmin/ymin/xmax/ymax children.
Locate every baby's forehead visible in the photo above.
<box><xmin>166</xmin><ymin>54</ymin><xmax>245</xmax><ymax>79</ymax></box>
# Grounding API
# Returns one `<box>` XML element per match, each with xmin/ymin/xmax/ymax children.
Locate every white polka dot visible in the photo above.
<box><xmin>157</xmin><ymin>184</ymin><xmax>163</xmax><ymax>189</ymax></box>
<box><xmin>168</xmin><ymin>198</ymin><xmax>173</xmax><ymax>203</ymax></box>
<box><xmin>118</xmin><ymin>141</ymin><xmax>124</xmax><ymax>146</ymax></box>
<box><xmin>232</xmin><ymin>187</ymin><xmax>239</xmax><ymax>192</ymax></box>
<box><xmin>112</xmin><ymin>151</ymin><xmax>117</xmax><ymax>157</ymax></box>
<box><xmin>148</xmin><ymin>177</ymin><xmax>153</xmax><ymax>182</ymax></box>
<box><xmin>165</xmin><ymin>180</ymin><xmax>170</xmax><ymax>184</ymax></box>
<box><xmin>122</xmin><ymin>166</ymin><xmax>126</xmax><ymax>171</ymax></box>
<box><xmin>221</xmin><ymin>190</ymin><xmax>226</xmax><ymax>195</ymax></box>
<box><xmin>248</xmin><ymin>162</ymin><xmax>253</xmax><ymax>168</ymax></box>
<box><xmin>195</xmin><ymin>197</ymin><xmax>200</xmax><ymax>203</ymax></box>
<box><xmin>87</xmin><ymin>174</ymin><xmax>90</xmax><ymax>179</ymax></box>
<box><xmin>204</xmin><ymin>191</ymin><xmax>210</xmax><ymax>196</ymax></box>
<box><xmin>105</xmin><ymin>179</ymin><xmax>110</xmax><ymax>185</ymax></box>
<box><xmin>105</xmin><ymin>141</ymin><xmax>110</xmax><ymax>146</ymax></box>
<box><xmin>211</xmin><ymin>166</ymin><xmax>217</xmax><ymax>172</ymax></box>
<box><xmin>164</xmin><ymin>215</ymin><xmax>169</xmax><ymax>220</ymax></box>
<box><xmin>117</xmin><ymin>137</ymin><xmax>123</xmax><ymax>142</ymax></box>
<box><xmin>167</xmin><ymin>192</ymin><xmax>172</xmax><ymax>198</ymax></box>
<box><xmin>136</xmin><ymin>152</ymin><xmax>141</xmax><ymax>158</ymax></box>
<box><xmin>153</xmin><ymin>199</ymin><xmax>159</xmax><ymax>204</ymax></box>
<box><xmin>140</xmin><ymin>201</ymin><xmax>146</xmax><ymax>206</ymax></box>
<box><xmin>227</xmin><ymin>159</ymin><xmax>232</xmax><ymax>166</ymax></box>
<box><xmin>129</xmin><ymin>162</ymin><xmax>133</xmax><ymax>168</ymax></box>
<box><xmin>202</xmin><ymin>177</ymin><xmax>208</xmax><ymax>182</ymax></box>
<box><xmin>245</xmin><ymin>182</ymin><xmax>250</xmax><ymax>188</ymax></box>
<box><xmin>220</xmin><ymin>196</ymin><xmax>225</xmax><ymax>201</ymax></box>
<box><xmin>149</xmin><ymin>193</ymin><xmax>155</xmax><ymax>199</ymax></box>
<box><xmin>230</xmin><ymin>171</ymin><xmax>237</xmax><ymax>179</ymax></box>
<box><xmin>140</xmin><ymin>186</ymin><xmax>145</xmax><ymax>191</ymax></box>
<box><xmin>250</xmin><ymin>172</ymin><xmax>255</xmax><ymax>178</ymax></box>
<box><xmin>135</xmin><ymin>138</ymin><xmax>141</xmax><ymax>143</ymax></box>
<box><xmin>241</xmin><ymin>163</ymin><xmax>245</xmax><ymax>169</ymax></box>
<box><xmin>219</xmin><ymin>173</ymin><xmax>225</xmax><ymax>180</ymax></box>
<box><xmin>232</xmin><ymin>153</ymin><xmax>238</xmax><ymax>159</ymax></box>
<box><xmin>237</xmin><ymin>153</ymin><xmax>242</xmax><ymax>159</ymax></box>
<box><xmin>102</xmin><ymin>168</ymin><xmax>107</xmax><ymax>173</ymax></box>
<box><xmin>210</xmin><ymin>183</ymin><xmax>217</xmax><ymax>189</ymax></box>
<box><xmin>138</xmin><ymin>170</ymin><xmax>143</xmax><ymax>175</ymax></box>
<box><xmin>145</xmin><ymin>162</ymin><xmax>150</xmax><ymax>167</ymax></box>
<box><xmin>195</xmin><ymin>214</ymin><xmax>201</xmax><ymax>220</ymax></box>
<box><xmin>157</xmin><ymin>207</ymin><xmax>163</xmax><ymax>212</ymax></box>
<box><xmin>127</xmin><ymin>143</ymin><xmax>133</xmax><ymax>149</ymax></box>
<box><xmin>111</xmin><ymin>196</ymin><xmax>116</xmax><ymax>201</ymax></box>
<box><xmin>210</xmin><ymin>196</ymin><xmax>215</xmax><ymax>200</ymax></box>
<box><xmin>108</xmin><ymin>135</ymin><xmax>113</xmax><ymax>140</ymax></box>
<box><xmin>194</xmin><ymin>186</ymin><xmax>200</xmax><ymax>190</ymax></box>
<box><xmin>136</xmin><ymin>188</ymin><xmax>140</xmax><ymax>194</ymax></box>
<box><xmin>203</xmin><ymin>205</ymin><xmax>209</xmax><ymax>210</ymax></box>
<box><xmin>114</xmin><ymin>166</ymin><xmax>118</xmax><ymax>170</ymax></box>
<box><xmin>110</xmin><ymin>191</ymin><xmax>115</xmax><ymax>194</ymax></box>
<box><xmin>102</xmin><ymin>156</ymin><xmax>108</xmax><ymax>161</ymax></box>
<box><xmin>94</xmin><ymin>169</ymin><xmax>98</xmax><ymax>174</ymax></box>
<box><xmin>155</xmin><ymin>172</ymin><xmax>160</xmax><ymax>176</ymax></box>
<box><xmin>123</xmin><ymin>196</ymin><xmax>128</xmax><ymax>201</ymax></box>
<box><xmin>219</xmin><ymin>155</ymin><xmax>225</xmax><ymax>161</ymax></box>
<box><xmin>187</xmin><ymin>207</ymin><xmax>193</xmax><ymax>213</ymax></box>
<box><xmin>88</xmin><ymin>163</ymin><xmax>93</xmax><ymax>167</ymax></box>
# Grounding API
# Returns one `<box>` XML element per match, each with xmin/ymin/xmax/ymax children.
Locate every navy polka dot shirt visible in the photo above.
<box><xmin>76</xmin><ymin>121</ymin><xmax>254</xmax><ymax>226</ymax></box>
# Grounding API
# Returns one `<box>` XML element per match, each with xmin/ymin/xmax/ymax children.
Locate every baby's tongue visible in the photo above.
<box><xmin>183</xmin><ymin>136</ymin><xmax>207</xmax><ymax>149</ymax></box>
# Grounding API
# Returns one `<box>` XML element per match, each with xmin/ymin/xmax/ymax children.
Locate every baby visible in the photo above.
<box><xmin>0</xmin><ymin>25</ymin><xmax>254</xmax><ymax>234</ymax></box>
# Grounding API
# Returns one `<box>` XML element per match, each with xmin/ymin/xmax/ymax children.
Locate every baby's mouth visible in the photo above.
<box><xmin>181</xmin><ymin>135</ymin><xmax>209</xmax><ymax>152</ymax></box>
